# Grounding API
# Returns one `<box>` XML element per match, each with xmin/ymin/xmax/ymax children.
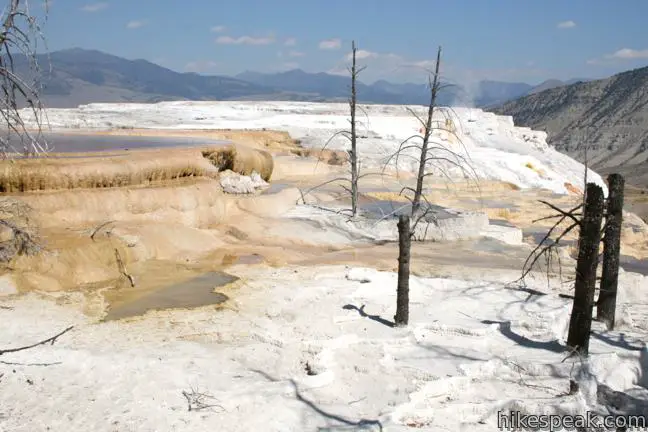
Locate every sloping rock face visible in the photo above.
<box><xmin>491</xmin><ymin>66</ymin><xmax>648</xmax><ymax>186</ymax></box>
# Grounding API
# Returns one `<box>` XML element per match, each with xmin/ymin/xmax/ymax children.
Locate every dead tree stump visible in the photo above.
<box><xmin>567</xmin><ymin>183</ymin><xmax>605</xmax><ymax>356</ymax></box>
<box><xmin>395</xmin><ymin>214</ymin><xmax>411</xmax><ymax>327</ymax></box>
<box><xmin>597</xmin><ymin>173</ymin><xmax>625</xmax><ymax>330</ymax></box>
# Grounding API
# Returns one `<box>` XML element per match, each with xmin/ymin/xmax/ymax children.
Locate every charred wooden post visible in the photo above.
<box><xmin>567</xmin><ymin>183</ymin><xmax>605</xmax><ymax>356</ymax></box>
<box><xmin>597</xmin><ymin>173</ymin><xmax>625</xmax><ymax>330</ymax></box>
<box><xmin>395</xmin><ymin>214</ymin><xmax>411</xmax><ymax>326</ymax></box>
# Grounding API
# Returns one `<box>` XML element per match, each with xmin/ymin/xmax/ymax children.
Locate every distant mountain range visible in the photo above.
<box><xmin>491</xmin><ymin>65</ymin><xmax>648</xmax><ymax>187</ymax></box>
<box><xmin>11</xmin><ymin>48</ymin><xmax>585</xmax><ymax>108</ymax></box>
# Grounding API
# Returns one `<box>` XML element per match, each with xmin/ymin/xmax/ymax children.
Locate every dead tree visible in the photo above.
<box><xmin>0</xmin><ymin>0</ymin><xmax>51</xmax><ymax>157</ymax></box>
<box><xmin>383</xmin><ymin>46</ymin><xmax>479</xmax><ymax>234</ymax></box>
<box><xmin>394</xmin><ymin>214</ymin><xmax>411</xmax><ymax>326</ymax></box>
<box><xmin>348</xmin><ymin>40</ymin><xmax>361</xmax><ymax>216</ymax></box>
<box><xmin>385</xmin><ymin>47</ymin><xmax>477</xmax><ymax>325</ymax></box>
<box><xmin>566</xmin><ymin>183</ymin><xmax>605</xmax><ymax>356</ymax></box>
<box><xmin>597</xmin><ymin>173</ymin><xmax>624</xmax><ymax>330</ymax></box>
<box><xmin>297</xmin><ymin>40</ymin><xmax>368</xmax><ymax>217</ymax></box>
<box><xmin>411</xmin><ymin>47</ymin><xmax>442</xmax><ymax>218</ymax></box>
<box><xmin>0</xmin><ymin>1</ymin><xmax>49</xmax><ymax>262</ymax></box>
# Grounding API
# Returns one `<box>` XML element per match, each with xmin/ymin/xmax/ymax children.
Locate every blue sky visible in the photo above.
<box><xmin>36</xmin><ymin>0</ymin><xmax>648</xmax><ymax>84</ymax></box>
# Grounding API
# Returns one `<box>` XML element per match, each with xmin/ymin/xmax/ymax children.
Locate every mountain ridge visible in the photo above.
<box><xmin>10</xmin><ymin>48</ymin><xmax>583</xmax><ymax>108</ymax></box>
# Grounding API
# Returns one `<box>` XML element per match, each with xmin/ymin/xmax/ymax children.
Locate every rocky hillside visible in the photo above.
<box><xmin>491</xmin><ymin>66</ymin><xmax>648</xmax><ymax>186</ymax></box>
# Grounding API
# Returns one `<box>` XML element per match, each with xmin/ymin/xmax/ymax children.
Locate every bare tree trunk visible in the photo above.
<box><xmin>567</xmin><ymin>183</ymin><xmax>605</xmax><ymax>356</ymax></box>
<box><xmin>597</xmin><ymin>173</ymin><xmax>625</xmax><ymax>330</ymax></box>
<box><xmin>411</xmin><ymin>46</ymin><xmax>442</xmax><ymax>218</ymax></box>
<box><xmin>395</xmin><ymin>214</ymin><xmax>411</xmax><ymax>326</ymax></box>
<box><xmin>298</xmin><ymin>41</ymin><xmax>365</xmax><ymax>213</ymax></box>
<box><xmin>349</xmin><ymin>41</ymin><xmax>359</xmax><ymax>217</ymax></box>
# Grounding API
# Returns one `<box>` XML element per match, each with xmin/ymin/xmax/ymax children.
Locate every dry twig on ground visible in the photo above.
<box><xmin>182</xmin><ymin>388</ymin><xmax>225</xmax><ymax>412</ymax></box>
<box><xmin>0</xmin><ymin>326</ymin><xmax>73</xmax><ymax>356</ymax></box>
<box><xmin>114</xmin><ymin>248</ymin><xmax>135</xmax><ymax>287</ymax></box>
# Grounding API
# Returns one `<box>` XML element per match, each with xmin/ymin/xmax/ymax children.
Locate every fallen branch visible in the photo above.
<box><xmin>90</xmin><ymin>220</ymin><xmax>115</xmax><ymax>241</ymax></box>
<box><xmin>0</xmin><ymin>325</ymin><xmax>73</xmax><ymax>356</ymax></box>
<box><xmin>0</xmin><ymin>360</ymin><xmax>62</xmax><ymax>366</ymax></box>
<box><xmin>114</xmin><ymin>248</ymin><xmax>135</xmax><ymax>287</ymax></box>
<box><xmin>182</xmin><ymin>388</ymin><xmax>225</xmax><ymax>412</ymax></box>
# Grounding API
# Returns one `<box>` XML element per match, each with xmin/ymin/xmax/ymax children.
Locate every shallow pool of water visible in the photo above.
<box><xmin>360</xmin><ymin>200</ymin><xmax>458</xmax><ymax>221</ymax></box>
<box><xmin>104</xmin><ymin>271</ymin><xmax>238</xmax><ymax>321</ymax></box>
<box><xmin>10</xmin><ymin>133</ymin><xmax>231</xmax><ymax>154</ymax></box>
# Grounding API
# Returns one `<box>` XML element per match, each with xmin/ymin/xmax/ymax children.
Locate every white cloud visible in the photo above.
<box><xmin>210</xmin><ymin>25</ymin><xmax>226</xmax><ymax>33</ymax></box>
<box><xmin>126</xmin><ymin>20</ymin><xmax>146</xmax><ymax>29</ymax></box>
<box><xmin>345</xmin><ymin>49</ymin><xmax>379</xmax><ymax>61</ymax></box>
<box><xmin>184</xmin><ymin>60</ymin><xmax>220</xmax><ymax>73</ymax></box>
<box><xmin>330</xmin><ymin>50</ymin><xmax>411</xmax><ymax>79</ymax></box>
<box><xmin>81</xmin><ymin>2</ymin><xmax>108</xmax><ymax>12</ymax></box>
<box><xmin>587</xmin><ymin>47</ymin><xmax>648</xmax><ymax>65</ymax></box>
<box><xmin>329</xmin><ymin>48</ymin><xmax>549</xmax><ymax>84</ymax></box>
<box><xmin>288</xmin><ymin>50</ymin><xmax>304</xmax><ymax>58</ymax></box>
<box><xmin>215</xmin><ymin>35</ymin><xmax>275</xmax><ymax>45</ymax></box>
<box><xmin>609</xmin><ymin>48</ymin><xmax>648</xmax><ymax>59</ymax></box>
<box><xmin>557</xmin><ymin>20</ymin><xmax>576</xmax><ymax>29</ymax></box>
<box><xmin>326</xmin><ymin>67</ymin><xmax>347</xmax><ymax>76</ymax></box>
<box><xmin>281</xmin><ymin>62</ymin><xmax>299</xmax><ymax>70</ymax></box>
<box><xmin>319</xmin><ymin>38</ymin><xmax>341</xmax><ymax>50</ymax></box>
<box><xmin>344</xmin><ymin>49</ymin><xmax>402</xmax><ymax>64</ymax></box>
<box><xmin>284</xmin><ymin>38</ymin><xmax>297</xmax><ymax>46</ymax></box>
<box><xmin>406</xmin><ymin>59</ymin><xmax>437</xmax><ymax>69</ymax></box>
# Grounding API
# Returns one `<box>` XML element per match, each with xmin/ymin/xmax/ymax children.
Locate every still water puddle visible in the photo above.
<box><xmin>104</xmin><ymin>271</ymin><xmax>238</xmax><ymax>321</ymax></box>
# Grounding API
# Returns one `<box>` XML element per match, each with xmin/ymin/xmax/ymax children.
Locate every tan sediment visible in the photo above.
<box><xmin>2</xmin><ymin>128</ymin><xmax>647</xmax><ymax>320</ymax></box>
<box><xmin>0</xmin><ymin>128</ymin><xmax>352</xmax><ymax>193</ymax></box>
<box><xmin>0</xmin><ymin>143</ymin><xmax>277</xmax><ymax>192</ymax></box>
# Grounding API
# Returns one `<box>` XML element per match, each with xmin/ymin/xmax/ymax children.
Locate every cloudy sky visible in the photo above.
<box><xmin>36</xmin><ymin>0</ymin><xmax>648</xmax><ymax>85</ymax></box>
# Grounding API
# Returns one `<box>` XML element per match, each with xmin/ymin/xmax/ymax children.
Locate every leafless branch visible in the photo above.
<box><xmin>0</xmin><ymin>325</ymin><xmax>73</xmax><ymax>356</ymax></box>
<box><xmin>300</xmin><ymin>40</ymin><xmax>376</xmax><ymax>216</ymax></box>
<box><xmin>515</xmin><ymin>201</ymin><xmax>583</xmax><ymax>288</ymax></box>
<box><xmin>90</xmin><ymin>220</ymin><xmax>115</xmax><ymax>241</ymax></box>
<box><xmin>538</xmin><ymin>200</ymin><xmax>582</xmax><ymax>226</ymax></box>
<box><xmin>383</xmin><ymin>47</ymin><xmax>481</xmax><ymax>238</ymax></box>
<box><xmin>182</xmin><ymin>387</ymin><xmax>225</xmax><ymax>412</ymax></box>
<box><xmin>0</xmin><ymin>0</ymin><xmax>51</xmax><ymax>158</ymax></box>
<box><xmin>114</xmin><ymin>248</ymin><xmax>135</xmax><ymax>287</ymax></box>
